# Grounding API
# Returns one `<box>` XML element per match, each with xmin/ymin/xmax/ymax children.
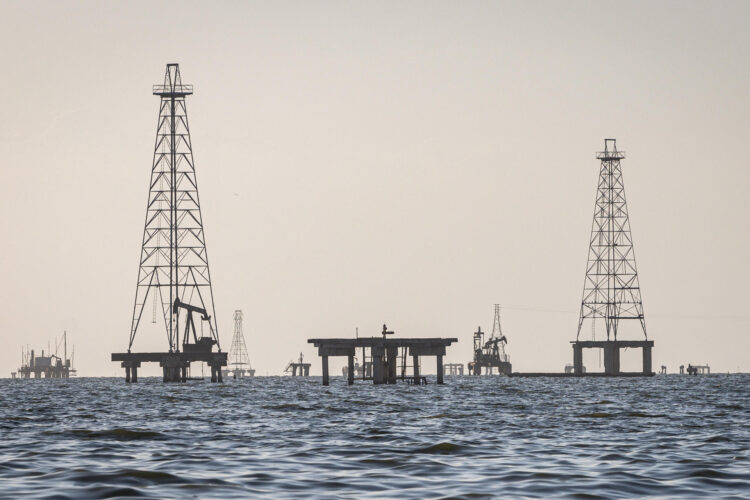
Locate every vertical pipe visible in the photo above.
<box><xmin>413</xmin><ymin>355</ymin><xmax>420</xmax><ymax>385</ymax></box>
<box><xmin>347</xmin><ymin>354</ymin><xmax>354</xmax><ymax>385</ymax></box>
<box><xmin>437</xmin><ymin>355</ymin><xmax>444</xmax><ymax>384</ymax></box>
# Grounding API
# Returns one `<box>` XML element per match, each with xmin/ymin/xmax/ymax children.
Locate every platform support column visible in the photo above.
<box><xmin>132</xmin><ymin>366</ymin><xmax>138</xmax><ymax>383</ymax></box>
<box><xmin>386</xmin><ymin>347</ymin><xmax>397</xmax><ymax>384</ymax></box>
<box><xmin>125</xmin><ymin>366</ymin><xmax>131</xmax><ymax>383</ymax></box>
<box><xmin>437</xmin><ymin>355</ymin><xmax>444</xmax><ymax>384</ymax></box>
<box><xmin>347</xmin><ymin>355</ymin><xmax>354</xmax><ymax>385</ymax></box>
<box><xmin>210</xmin><ymin>366</ymin><xmax>217</xmax><ymax>383</ymax></box>
<box><xmin>322</xmin><ymin>356</ymin><xmax>329</xmax><ymax>386</ymax></box>
<box><xmin>573</xmin><ymin>344</ymin><xmax>583</xmax><ymax>375</ymax></box>
<box><xmin>413</xmin><ymin>355</ymin><xmax>420</xmax><ymax>385</ymax></box>
<box><xmin>642</xmin><ymin>345</ymin><xmax>652</xmax><ymax>374</ymax></box>
<box><xmin>604</xmin><ymin>343</ymin><xmax>620</xmax><ymax>374</ymax></box>
<box><xmin>373</xmin><ymin>354</ymin><xmax>385</xmax><ymax>384</ymax></box>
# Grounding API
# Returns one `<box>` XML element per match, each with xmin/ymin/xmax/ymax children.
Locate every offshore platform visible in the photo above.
<box><xmin>309</xmin><ymin>324</ymin><xmax>457</xmax><ymax>386</ymax></box>
<box><xmin>13</xmin><ymin>332</ymin><xmax>74</xmax><ymax>379</ymax></box>
<box><xmin>111</xmin><ymin>64</ymin><xmax>227</xmax><ymax>382</ymax></box>
<box><xmin>284</xmin><ymin>353</ymin><xmax>311</xmax><ymax>377</ymax></box>
<box><xmin>226</xmin><ymin>310</ymin><xmax>255</xmax><ymax>378</ymax></box>
<box><xmin>572</xmin><ymin>139</ymin><xmax>653</xmax><ymax>376</ymax></box>
<box><xmin>468</xmin><ymin>305</ymin><xmax>511</xmax><ymax>375</ymax></box>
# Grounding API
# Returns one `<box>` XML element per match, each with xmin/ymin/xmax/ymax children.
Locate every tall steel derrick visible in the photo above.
<box><xmin>229</xmin><ymin>310</ymin><xmax>251</xmax><ymax>372</ymax></box>
<box><xmin>576</xmin><ymin>139</ymin><xmax>647</xmax><ymax>341</ymax></box>
<box><xmin>127</xmin><ymin>64</ymin><xmax>220</xmax><ymax>353</ymax></box>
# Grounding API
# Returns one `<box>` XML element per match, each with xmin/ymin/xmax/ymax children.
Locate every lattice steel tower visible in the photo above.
<box><xmin>576</xmin><ymin>139</ymin><xmax>647</xmax><ymax>341</ymax></box>
<box><xmin>490</xmin><ymin>304</ymin><xmax>507</xmax><ymax>357</ymax></box>
<box><xmin>127</xmin><ymin>64</ymin><xmax>220</xmax><ymax>353</ymax></box>
<box><xmin>229</xmin><ymin>310</ymin><xmax>251</xmax><ymax>373</ymax></box>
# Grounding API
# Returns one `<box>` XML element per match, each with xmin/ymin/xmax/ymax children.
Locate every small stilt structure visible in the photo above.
<box><xmin>284</xmin><ymin>353</ymin><xmax>311</xmax><ymax>376</ymax></box>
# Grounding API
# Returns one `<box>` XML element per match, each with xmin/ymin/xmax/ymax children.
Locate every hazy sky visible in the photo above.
<box><xmin>1</xmin><ymin>0</ymin><xmax>748</xmax><ymax>377</ymax></box>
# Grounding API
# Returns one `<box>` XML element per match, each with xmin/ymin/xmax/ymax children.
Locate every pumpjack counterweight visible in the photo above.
<box><xmin>112</xmin><ymin>64</ymin><xmax>226</xmax><ymax>382</ymax></box>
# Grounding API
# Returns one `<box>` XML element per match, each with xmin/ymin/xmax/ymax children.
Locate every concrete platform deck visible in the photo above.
<box><xmin>111</xmin><ymin>351</ymin><xmax>227</xmax><ymax>383</ymax></box>
<box><xmin>571</xmin><ymin>339</ymin><xmax>654</xmax><ymax>376</ymax></box>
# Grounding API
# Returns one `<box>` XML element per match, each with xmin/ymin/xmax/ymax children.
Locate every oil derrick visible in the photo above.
<box><xmin>112</xmin><ymin>64</ymin><xmax>227</xmax><ymax>383</ymax></box>
<box><xmin>228</xmin><ymin>310</ymin><xmax>253</xmax><ymax>377</ymax></box>
<box><xmin>577</xmin><ymin>139</ymin><xmax>647</xmax><ymax>341</ymax></box>
<box><xmin>128</xmin><ymin>64</ymin><xmax>220</xmax><ymax>353</ymax></box>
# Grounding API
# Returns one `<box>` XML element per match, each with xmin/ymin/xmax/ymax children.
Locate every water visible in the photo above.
<box><xmin>1</xmin><ymin>375</ymin><xmax>748</xmax><ymax>498</ymax></box>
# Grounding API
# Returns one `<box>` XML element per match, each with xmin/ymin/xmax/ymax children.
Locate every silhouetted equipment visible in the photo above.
<box><xmin>309</xmin><ymin>324</ymin><xmax>458</xmax><ymax>386</ymax></box>
<box><xmin>15</xmin><ymin>332</ymin><xmax>73</xmax><ymax>379</ymax></box>
<box><xmin>111</xmin><ymin>64</ymin><xmax>226</xmax><ymax>383</ymax></box>
<box><xmin>570</xmin><ymin>139</ymin><xmax>654</xmax><ymax>376</ymax></box>
<box><xmin>681</xmin><ymin>364</ymin><xmax>709</xmax><ymax>375</ymax></box>
<box><xmin>444</xmin><ymin>363</ymin><xmax>464</xmax><ymax>375</ymax></box>
<box><xmin>284</xmin><ymin>352</ymin><xmax>311</xmax><ymax>376</ymax></box>
<box><xmin>228</xmin><ymin>310</ymin><xmax>255</xmax><ymax>378</ymax></box>
<box><xmin>468</xmin><ymin>305</ymin><xmax>512</xmax><ymax>375</ymax></box>
<box><xmin>341</xmin><ymin>357</ymin><xmax>372</xmax><ymax>378</ymax></box>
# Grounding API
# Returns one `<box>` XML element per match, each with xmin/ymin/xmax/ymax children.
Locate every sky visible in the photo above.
<box><xmin>0</xmin><ymin>0</ymin><xmax>748</xmax><ymax>377</ymax></box>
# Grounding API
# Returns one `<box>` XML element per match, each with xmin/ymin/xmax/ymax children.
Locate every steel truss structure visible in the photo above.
<box><xmin>127</xmin><ymin>64</ymin><xmax>220</xmax><ymax>353</ymax></box>
<box><xmin>490</xmin><ymin>304</ymin><xmax>508</xmax><ymax>360</ymax></box>
<box><xmin>577</xmin><ymin>139</ymin><xmax>647</xmax><ymax>341</ymax></box>
<box><xmin>229</xmin><ymin>310</ymin><xmax>251</xmax><ymax>372</ymax></box>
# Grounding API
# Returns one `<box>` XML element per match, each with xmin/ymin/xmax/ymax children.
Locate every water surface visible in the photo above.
<box><xmin>1</xmin><ymin>375</ymin><xmax>748</xmax><ymax>498</ymax></box>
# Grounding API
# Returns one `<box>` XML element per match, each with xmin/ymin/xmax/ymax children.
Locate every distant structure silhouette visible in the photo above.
<box><xmin>229</xmin><ymin>310</ymin><xmax>254</xmax><ymax>378</ymax></box>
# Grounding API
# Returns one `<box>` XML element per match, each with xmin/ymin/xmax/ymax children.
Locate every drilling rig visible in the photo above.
<box><xmin>467</xmin><ymin>305</ymin><xmax>512</xmax><ymax>375</ymax></box>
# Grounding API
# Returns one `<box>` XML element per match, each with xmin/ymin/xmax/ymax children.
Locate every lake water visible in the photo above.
<box><xmin>1</xmin><ymin>374</ymin><xmax>748</xmax><ymax>498</ymax></box>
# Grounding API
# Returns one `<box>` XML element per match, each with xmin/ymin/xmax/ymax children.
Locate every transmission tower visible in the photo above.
<box><xmin>229</xmin><ymin>310</ymin><xmax>251</xmax><ymax>374</ymax></box>
<box><xmin>127</xmin><ymin>64</ymin><xmax>220</xmax><ymax>353</ymax></box>
<box><xmin>576</xmin><ymin>139</ymin><xmax>647</xmax><ymax>341</ymax></box>
<box><xmin>490</xmin><ymin>304</ymin><xmax>507</xmax><ymax>356</ymax></box>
